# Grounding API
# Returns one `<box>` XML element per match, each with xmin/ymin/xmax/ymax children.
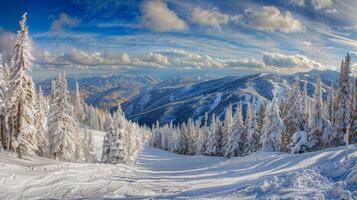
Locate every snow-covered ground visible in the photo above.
<box><xmin>0</xmin><ymin>130</ymin><xmax>356</xmax><ymax>199</ymax></box>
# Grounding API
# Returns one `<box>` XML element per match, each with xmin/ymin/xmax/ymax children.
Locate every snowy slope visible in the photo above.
<box><xmin>0</xmin><ymin>142</ymin><xmax>356</xmax><ymax>199</ymax></box>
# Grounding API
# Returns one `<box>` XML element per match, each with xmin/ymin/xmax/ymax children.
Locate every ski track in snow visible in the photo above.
<box><xmin>208</xmin><ymin>93</ymin><xmax>222</xmax><ymax>113</ymax></box>
<box><xmin>0</xmin><ymin>130</ymin><xmax>357</xmax><ymax>199</ymax></box>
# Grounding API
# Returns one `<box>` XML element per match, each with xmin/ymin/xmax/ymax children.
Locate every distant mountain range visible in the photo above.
<box><xmin>37</xmin><ymin>70</ymin><xmax>342</xmax><ymax>126</ymax></box>
<box><xmin>38</xmin><ymin>74</ymin><xmax>160</xmax><ymax>108</ymax></box>
<box><xmin>121</xmin><ymin>70</ymin><xmax>340</xmax><ymax>126</ymax></box>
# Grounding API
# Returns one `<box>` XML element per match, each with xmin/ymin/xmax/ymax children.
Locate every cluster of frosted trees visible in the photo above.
<box><xmin>150</xmin><ymin>53</ymin><xmax>357</xmax><ymax>157</ymax></box>
<box><xmin>0</xmin><ymin>13</ymin><xmax>93</xmax><ymax>161</ymax></box>
<box><xmin>101</xmin><ymin>106</ymin><xmax>149</xmax><ymax>164</ymax></box>
<box><xmin>0</xmin><ymin>13</ymin><xmax>147</xmax><ymax>164</ymax></box>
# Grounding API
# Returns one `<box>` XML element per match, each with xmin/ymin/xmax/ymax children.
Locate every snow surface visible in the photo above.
<box><xmin>0</xmin><ymin>130</ymin><xmax>357</xmax><ymax>199</ymax></box>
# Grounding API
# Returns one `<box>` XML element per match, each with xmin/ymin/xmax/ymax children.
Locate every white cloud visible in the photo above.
<box><xmin>263</xmin><ymin>52</ymin><xmax>323</xmax><ymax>69</ymax></box>
<box><xmin>141</xmin><ymin>0</ymin><xmax>187</xmax><ymax>32</ymax></box>
<box><xmin>50</xmin><ymin>13</ymin><xmax>79</xmax><ymax>32</ymax></box>
<box><xmin>225</xmin><ymin>58</ymin><xmax>265</xmax><ymax>68</ymax></box>
<box><xmin>244</xmin><ymin>6</ymin><xmax>303</xmax><ymax>33</ymax></box>
<box><xmin>287</xmin><ymin>0</ymin><xmax>305</xmax><ymax>6</ymax></box>
<box><xmin>34</xmin><ymin>48</ymin><xmax>171</xmax><ymax>70</ymax></box>
<box><xmin>132</xmin><ymin>52</ymin><xmax>170</xmax><ymax>68</ymax></box>
<box><xmin>167</xmin><ymin>49</ymin><xmax>225</xmax><ymax>68</ymax></box>
<box><xmin>310</xmin><ymin>0</ymin><xmax>333</xmax><ymax>10</ymax></box>
<box><xmin>286</xmin><ymin>0</ymin><xmax>333</xmax><ymax>10</ymax></box>
<box><xmin>0</xmin><ymin>30</ymin><xmax>17</xmax><ymax>58</ymax></box>
<box><xmin>35</xmin><ymin>48</ymin><xmax>131</xmax><ymax>68</ymax></box>
<box><xmin>191</xmin><ymin>8</ymin><xmax>240</xmax><ymax>29</ymax></box>
<box><xmin>166</xmin><ymin>49</ymin><xmax>264</xmax><ymax>69</ymax></box>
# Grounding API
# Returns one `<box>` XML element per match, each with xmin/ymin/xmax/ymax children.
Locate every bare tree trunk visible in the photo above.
<box><xmin>15</xmin><ymin>98</ymin><xmax>23</xmax><ymax>158</ymax></box>
<box><xmin>8</xmin><ymin>115</ymin><xmax>14</xmax><ymax>152</ymax></box>
<box><xmin>0</xmin><ymin>114</ymin><xmax>7</xmax><ymax>150</ymax></box>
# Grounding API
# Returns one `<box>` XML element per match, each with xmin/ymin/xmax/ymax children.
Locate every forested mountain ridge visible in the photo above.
<box><xmin>122</xmin><ymin>69</ymin><xmax>341</xmax><ymax>126</ymax></box>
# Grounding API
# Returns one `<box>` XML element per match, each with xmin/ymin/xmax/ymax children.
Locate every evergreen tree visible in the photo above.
<box><xmin>326</xmin><ymin>83</ymin><xmax>336</xmax><ymax>124</ymax></box>
<box><xmin>302</xmin><ymin>82</ymin><xmax>310</xmax><ymax>131</ymax></box>
<box><xmin>7</xmin><ymin>13</ymin><xmax>37</xmax><ymax>157</ymax></box>
<box><xmin>34</xmin><ymin>86</ymin><xmax>48</xmax><ymax>156</ymax></box>
<box><xmin>204</xmin><ymin>114</ymin><xmax>220</xmax><ymax>156</ymax></box>
<box><xmin>308</xmin><ymin>77</ymin><xmax>331</xmax><ymax>151</ymax></box>
<box><xmin>223</xmin><ymin>104</ymin><xmax>244</xmax><ymax>157</ymax></box>
<box><xmin>247</xmin><ymin>97</ymin><xmax>259</xmax><ymax>153</ymax></box>
<box><xmin>102</xmin><ymin>108</ymin><xmax>129</xmax><ymax>164</ymax></box>
<box><xmin>83</xmin><ymin>129</ymin><xmax>97</xmax><ymax>163</ymax></box>
<box><xmin>331</xmin><ymin>53</ymin><xmax>352</xmax><ymax>147</ymax></box>
<box><xmin>281</xmin><ymin>79</ymin><xmax>304</xmax><ymax>152</ymax></box>
<box><xmin>255</xmin><ymin>101</ymin><xmax>266</xmax><ymax>151</ymax></box>
<box><xmin>73</xmin><ymin>81</ymin><xmax>85</xmax><ymax>122</ymax></box>
<box><xmin>222</xmin><ymin>104</ymin><xmax>233</xmax><ymax>154</ymax></box>
<box><xmin>47</xmin><ymin>73</ymin><xmax>82</xmax><ymax>161</ymax></box>
<box><xmin>280</xmin><ymin>79</ymin><xmax>304</xmax><ymax>152</ymax></box>
<box><xmin>261</xmin><ymin>95</ymin><xmax>284</xmax><ymax>152</ymax></box>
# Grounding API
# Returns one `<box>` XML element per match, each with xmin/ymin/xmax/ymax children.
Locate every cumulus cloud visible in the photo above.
<box><xmin>263</xmin><ymin>52</ymin><xmax>323</xmax><ymax>69</ymax></box>
<box><xmin>132</xmin><ymin>52</ymin><xmax>170</xmax><ymax>68</ymax></box>
<box><xmin>50</xmin><ymin>13</ymin><xmax>79</xmax><ymax>32</ymax></box>
<box><xmin>166</xmin><ymin>49</ymin><xmax>265</xmax><ymax>69</ymax></box>
<box><xmin>33</xmin><ymin>47</ymin><xmax>326</xmax><ymax>72</ymax></box>
<box><xmin>225</xmin><ymin>58</ymin><xmax>265</xmax><ymax>68</ymax></box>
<box><xmin>191</xmin><ymin>8</ymin><xmax>240</xmax><ymax>29</ymax></box>
<box><xmin>33</xmin><ymin>48</ymin><xmax>171</xmax><ymax>70</ymax></box>
<box><xmin>141</xmin><ymin>0</ymin><xmax>187</xmax><ymax>32</ymax></box>
<box><xmin>34</xmin><ymin>48</ymin><xmax>131</xmax><ymax>69</ymax></box>
<box><xmin>167</xmin><ymin>49</ymin><xmax>225</xmax><ymax>68</ymax></box>
<box><xmin>244</xmin><ymin>6</ymin><xmax>303</xmax><ymax>33</ymax></box>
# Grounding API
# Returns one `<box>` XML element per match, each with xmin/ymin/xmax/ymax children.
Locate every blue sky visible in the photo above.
<box><xmin>0</xmin><ymin>0</ymin><xmax>356</xmax><ymax>79</ymax></box>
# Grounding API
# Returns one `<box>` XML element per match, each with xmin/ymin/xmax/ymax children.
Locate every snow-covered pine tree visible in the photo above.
<box><xmin>196</xmin><ymin>115</ymin><xmax>208</xmax><ymax>155</ymax></box>
<box><xmin>221</xmin><ymin>104</ymin><xmax>233</xmax><ymax>154</ymax></box>
<box><xmin>247</xmin><ymin>96</ymin><xmax>259</xmax><ymax>153</ymax></box>
<box><xmin>261</xmin><ymin>94</ymin><xmax>284</xmax><ymax>152</ymax></box>
<box><xmin>331</xmin><ymin>53</ymin><xmax>353</xmax><ymax>147</ymax></box>
<box><xmin>255</xmin><ymin>101</ymin><xmax>266</xmax><ymax>151</ymax></box>
<box><xmin>308</xmin><ymin>77</ymin><xmax>331</xmax><ymax>151</ymax></box>
<box><xmin>243</xmin><ymin>102</ymin><xmax>251</xmax><ymax>154</ymax></box>
<box><xmin>172</xmin><ymin>124</ymin><xmax>186</xmax><ymax>154</ymax></box>
<box><xmin>290</xmin><ymin>130</ymin><xmax>308</xmax><ymax>154</ymax></box>
<box><xmin>102</xmin><ymin>107</ymin><xmax>129</xmax><ymax>164</ymax></box>
<box><xmin>7</xmin><ymin>13</ymin><xmax>37</xmax><ymax>158</ymax></box>
<box><xmin>73</xmin><ymin>81</ymin><xmax>85</xmax><ymax>122</ymax></box>
<box><xmin>204</xmin><ymin>113</ymin><xmax>221</xmax><ymax>156</ymax></box>
<box><xmin>185</xmin><ymin>118</ymin><xmax>197</xmax><ymax>155</ymax></box>
<box><xmin>326</xmin><ymin>83</ymin><xmax>335</xmax><ymax>125</ymax></box>
<box><xmin>114</xmin><ymin>105</ymin><xmax>130</xmax><ymax>160</ymax></box>
<box><xmin>83</xmin><ymin>129</ymin><xmax>97</xmax><ymax>163</ymax></box>
<box><xmin>280</xmin><ymin>79</ymin><xmax>304</xmax><ymax>152</ymax></box>
<box><xmin>34</xmin><ymin>86</ymin><xmax>48</xmax><ymax>156</ymax></box>
<box><xmin>126</xmin><ymin>122</ymin><xmax>143</xmax><ymax>163</ymax></box>
<box><xmin>102</xmin><ymin>114</ymin><xmax>114</xmax><ymax>163</ymax></box>
<box><xmin>47</xmin><ymin>73</ymin><xmax>82</xmax><ymax>161</ymax></box>
<box><xmin>301</xmin><ymin>82</ymin><xmax>310</xmax><ymax>131</ymax></box>
<box><xmin>223</xmin><ymin>104</ymin><xmax>244</xmax><ymax>157</ymax></box>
